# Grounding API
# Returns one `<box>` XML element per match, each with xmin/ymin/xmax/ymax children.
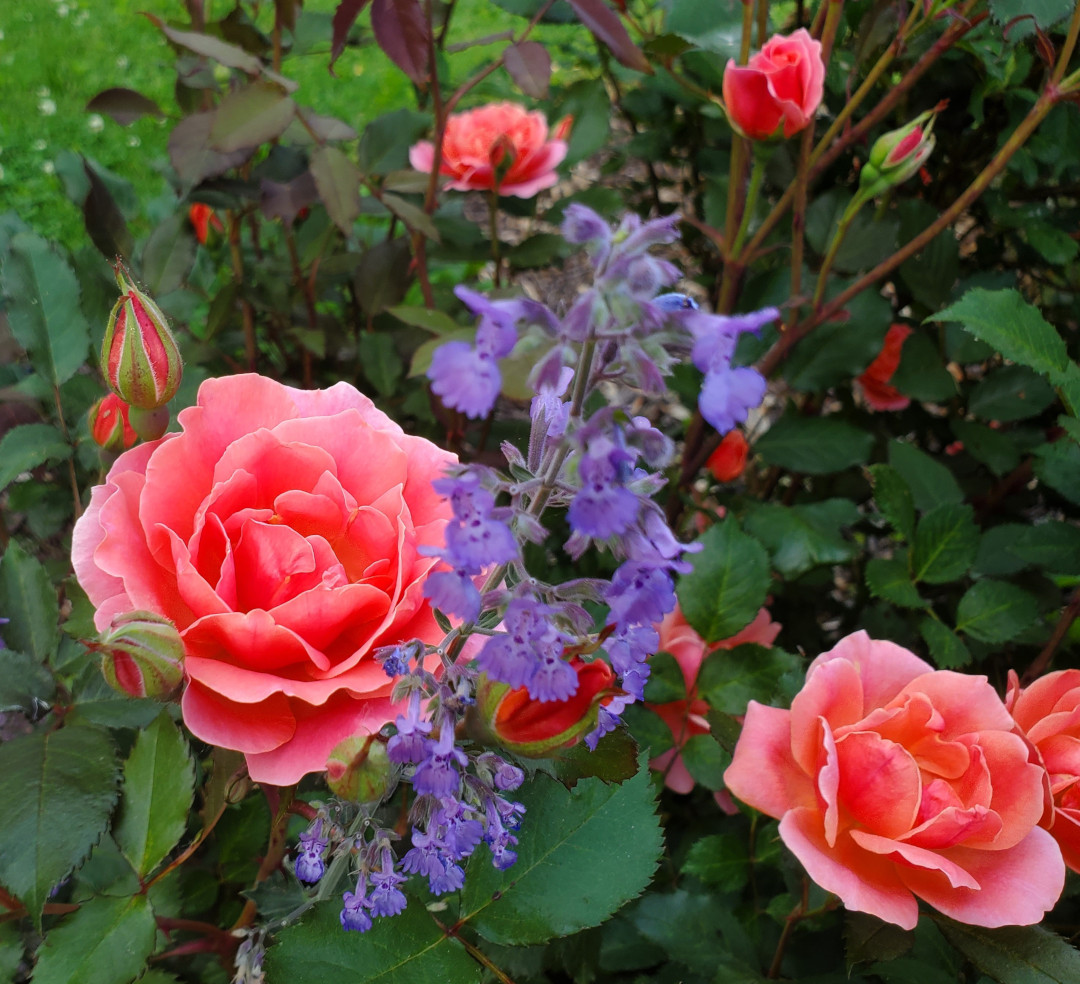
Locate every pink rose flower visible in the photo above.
<box><xmin>1007</xmin><ymin>669</ymin><xmax>1080</xmax><ymax>873</ymax></box>
<box><xmin>725</xmin><ymin>631</ymin><xmax>1065</xmax><ymax>929</ymax></box>
<box><xmin>722</xmin><ymin>28</ymin><xmax>825</xmax><ymax>140</ymax></box>
<box><xmin>72</xmin><ymin>374</ymin><xmax>456</xmax><ymax>785</ymax></box>
<box><xmin>409</xmin><ymin>102</ymin><xmax>571</xmax><ymax>198</ymax></box>
<box><xmin>648</xmin><ymin>605</ymin><xmax>781</xmax><ymax>794</ymax></box>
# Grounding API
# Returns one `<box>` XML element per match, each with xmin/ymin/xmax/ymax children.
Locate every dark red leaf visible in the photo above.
<box><xmin>260</xmin><ymin>172</ymin><xmax>318</xmax><ymax>226</ymax></box>
<box><xmin>85</xmin><ymin>88</ymin><xmax>165</xmax><ymax>127</ymax></box>
<box><xmin>503</xmin><ymin>41</ymin><xmax>551</xmax><ymax>99</ymax></box>
<box><xmin>370</xmin><ymin>0</ymin><xmax>431</xmax><ymax>86</ymax></box>
<box><xmin>330</xmin><ymin>0</ymin><xmax>372</xmax><ymax>71</ymax></box>
<box><xmin>566</xmin><ymin>0</ymin><xmax>650</xmax><ymax>74</ymax></box>
<box><xmin>82</xmin><ymin>159</ymin><xmax>133</xmax><ymax>261</ymax></box>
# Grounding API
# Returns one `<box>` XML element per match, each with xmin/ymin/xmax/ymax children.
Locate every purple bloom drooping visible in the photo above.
<box><xmin>699</xmin><ymin>365</ymin><xmax>768</xmax><ymax>435</ymax></box>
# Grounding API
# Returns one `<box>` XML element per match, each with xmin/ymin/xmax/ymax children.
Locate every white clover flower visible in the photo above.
<box><xmin>87</xmin><ymin>114</ymin><xmax>104</xmax><ymax>133</ymax></box>
<box><xmin>42</xmin><ymin>160</ymin><xmax>55</xmax><ymax>175</ymax></box>
<box><xmin>39</xmin><ymin>98</ymin><xmax>56</xmax><ymax>116</ymax></box>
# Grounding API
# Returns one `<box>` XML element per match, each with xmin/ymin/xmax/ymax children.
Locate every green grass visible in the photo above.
<box><xmin>0</xmin><ymin>0</ymin><xmax>584</xmax><ymax>247</ymax></box>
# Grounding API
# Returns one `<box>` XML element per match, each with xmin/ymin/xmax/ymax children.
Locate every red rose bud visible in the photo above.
<box><xmin>326</xmin><ymin>735</ymin><xmax>393</xmax><ymax>803</ymax></box>
<box><xmin>706</xmin><ymin>429</ymin><xmax>749</xmax><ymax>482</ymax></box>
<box><xmin>88</xmin><ymin>393</ymin><xmax>137</xmax><ymax>453</ymax></box>
<box><xmin>476</xmin><ymin>658</ymin><xmax>618</xmax><ymax>757</ymax></box>
<box><xmin>94</xmin><ymin>611</ymin><xmax>184</xmax><ymax>700</ymax></box>
<box><xmin>857</xmin><ymin>106</ymin><xmax>941</xmax><ymax>202</ymax></box>
<box><xmin>188</xmin><ymin>202</ymin><xmax>223</xmax><ymax>245</ymax></box>
<box><xmin>101</xmin><ymin>263</ymin><xmax>183</xmax><ymax>410</ymax></box>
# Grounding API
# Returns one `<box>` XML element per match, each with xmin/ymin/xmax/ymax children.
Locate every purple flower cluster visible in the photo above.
<box><xmin>294</xmin><ymin>817</ymin><xmax>329</xmax><ymax>884</ymax></box>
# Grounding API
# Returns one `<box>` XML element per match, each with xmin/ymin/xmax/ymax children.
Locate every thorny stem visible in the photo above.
<box><xmin>227</xmin><ymin>213</ymin><xmax>257</xmax><ymax>369</ymax></box>
<box><xmin>811</xmin><ymin>200</ymin><xmax>859</xmax><ymax>309</ymax></box>
<box><xmin>285</xmin><ymin>229</ymin><xmax>317</xmax><ymax>388</ymax></box>
<box><xmin>755</xmin><ymin>0</ymin><xmax>768</xmax><ymax>46</ymax></box>
<box><xmin>787</xmin><ymin>124</ymin><xmax>814</xmax><ymax>328</ymax></box>
<box><xmin>767</xmin><ymin>879</ymin><xmax>812</xmax><ymax>979</ymax></box>
<box><xmin>53</xmin><ymin>384</ymin><xmax>82</xmax><ymax>519</ymax></box>
<box><xmin>231</xmin><ymin>785</ymin><xmax>295</xmax><ymax>932</ymax></box>
<box><xmin>758</xmin><ymin>80</ymin><xmax>1065</xmax><ymax>378</ymax></box>
<box><xmin>435</xmin><ymin>917</ymin><xmax>519</xmax><ymax>984</ymax></box>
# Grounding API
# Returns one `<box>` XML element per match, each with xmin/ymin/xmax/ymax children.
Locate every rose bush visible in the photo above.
<box><xmin>722</xmin><ymin>29</ymin><xmax>825</xmax><ymax>140</ymax></box>
<box><xmin>1008</xmin><ymin>669</ymin><xmax>1080</xmax><ymax>873</ymax></box>
<box><xmin>72</xmin><ymin>374</ymin><xmax>456</xmax><ymax>784</ymax></box>
<box><xmin>409</xmin><ymin>102</ymin><xmax>571</xmax><ymax>198</ymax></box>
<box><xmin>724</xmin><ymin>632</ymin><xmax>1065</xmax><ymax>929</ymax></box>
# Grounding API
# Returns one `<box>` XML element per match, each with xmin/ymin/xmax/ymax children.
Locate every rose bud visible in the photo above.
<box><xmin>857</xmin><ymin>107</ymin><xmax>940</xmax><ymax>202</ymax></box>
<box><xmin>101</xmin><ymin>262</ymin><xmax>183</xmax><ymax>410</ymax></box>
<box><xmin>474</xmin><ymin>657</ymin><xmax>618</xmax><ymax>757</ymax></box>
<box><xmin>127</xmin><ymin>404</ymin><xmax>171</xmax><ymax>443</ymax></box>
<box><xmin>88</xmin><ymin>393</ymin><xmax>137</xmax><ymax>453</ymax></box>
<box><xmin>93</xmin><ymin>611</ymin><xmax>184</xmax><ymax>701</ymax></box>
<box><xmin>188</xmin><ymin>202</ymin><xmax>223</xmax><ymax>245</ymax></box>
<box><xmin>706</xmin><ymin>429</ymin><xmax>749</xmax><ymax>482</ymax></box>
<box><xmin>722</xmin><ymin>29</ymin><xmax>825</xmax><ymax>140</ymax></box>
<box><xmin>326</xmin><ymin>735</ymin><xmax>393</xmax><ymax>804</ymax></box>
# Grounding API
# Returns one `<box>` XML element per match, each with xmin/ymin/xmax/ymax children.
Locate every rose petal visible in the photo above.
<box><xmin>835</xmin><ymin>730</ymin><xmax>921</xmax><ymax>839</ymax></box>
<box><xmin>181</xmin><ymin>679</ymin><xmax>295</xmax><ymax>754</ymax></box>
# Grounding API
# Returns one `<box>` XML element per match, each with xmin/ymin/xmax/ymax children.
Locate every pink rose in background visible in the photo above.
<box><xmin>72</xmin><ymin>374</ymin><xmax>455</xmax><ymax>785</ymax></box>
<box><xmin>409</xmin><ymin>102</ymin><xmax>571</xmax><ymax>198</ymax></box>
<box><xmin>725</xmin><ymin>631</ymin><xmax>1064</xmax><ymax>929</ymax></box>
<box><xmin>1007</xmin><ymin>669</ymin><xmax>1080</xmax><ymax>873</ymax></box>
<box><xmin>856</xmin><ymin>323</ymin><xmax>913</xmax><ymax>412</ymax></box>
<box><xmin>722</xmin><ymin>29</ymin><xmax>825</xmax><ymax>140</ymax></box>
<box><xmin>648</xmin><ymin>605</ymin><xmax>781</xmax><ymax>794</ymax></box>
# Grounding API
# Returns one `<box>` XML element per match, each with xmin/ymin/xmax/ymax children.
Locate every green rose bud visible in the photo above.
<box><xmin>857</xmin><ymin>106</ymin><xmax>942</xmax><ymax>203</ymax></box>
<box><xmin>94</xmin><ymin>611</ymin><xmax>185</xmax><ymax>701</ymax></box>
<box><xmin>101</xmin><ymin>262</ymin><xmax>183</xmax><ymax>410</ymax></box>
<box><xmin>326</xmin><ymin>735</ymin><xmax>393</xmax><ymax>803</ymax></box>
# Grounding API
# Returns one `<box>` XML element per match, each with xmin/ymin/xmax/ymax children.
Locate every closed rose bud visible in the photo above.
<box><xmin>101</xmin><ymin>263</ymin><xmax>183</xmax><ymax>409</ymax></box>
<box><xmin>94</xmin><ymin>611</ymin><xmax>184</xmax><ymax>700</ymax></box>
<box><xmin>474</xmin><ymin>658</ymin><xmax>618</xmax><ymax>757</ymax></box>
<box><xmin>326</xmin><ymin>735</ymin><xmax>393</xmax><ymax>803</ymax></box>
<box><xmin>857</xmin><ymin>107</ymin><xmax>940</xmax><ymax>202</ymax></box>
<box><xmin>188</xmin><ymin>202</ymin><xmax>223</xmax><ymax>245</ymax></box>
<box><xmin>127</xmin><ymin>404</ymin><xmax>171</xmax><ymax>443</ymax></box>
<box><xmin>88</xmin><ymin>393</ymin><xmax>137</xmax><ymax>453</ymax></box>
<box><xmin>706</xmin><ymin>429</ymin><xmax>749</xmax><ymax>482</ymax></box>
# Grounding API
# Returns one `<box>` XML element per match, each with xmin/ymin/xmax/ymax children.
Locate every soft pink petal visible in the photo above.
<box><xmin>181</xmin><ymin>679</ymin><xmax>295</xmax><ymax>754</ymax></box>
<box><xmin>409</xmin><ymin>141</ymin><xmax>436</xmax><ymax>173</ymax></box>
<box><xmin>790</xmin><ymin>657</ymin><xmax>865</xmax><ymax>775</ymax></box>
<box><xmin>780</xmin><ymin>808</ymin><xmax>920</xmax><ymax>930</ymax></box>
<box><xmin>849</xmin><ymin>829</ymin><xmax>980</xmax><ymax>890</ymax></box>
<box><xmin>724</xmin><ymin>701</ymin><xmax>816</xmax><ymax>818</ymax></box>
<box><xmin>835</xmin><ymin>730</ymin><xmax>921</xmax><ymax>839</ymax></box>
<box><xmin>897</xmin><ymin>671</ymin><xmax>1015</xmax><ymax>737</ymax></box>
<box><xmin>900</xmin><ymin>827</ymin><xmax>1065</xmax><ymax>927</ymax></box>
<box><xmin>807</xmin><ymin>631</ymin><xmax>932</xmax><ymax>710</ymax></box>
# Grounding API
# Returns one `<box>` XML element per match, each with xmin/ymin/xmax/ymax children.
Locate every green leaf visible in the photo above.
<box><xmin>680</xmin><ymin>734</ymin><xmax>730</xmax><ymax>790</ymax></box>
<box><xmin>866</xmin><ymin>556</ymin><xmax>927</xmax><ymax>609</ymax></box>
<box><xmin>887</xmin><ymin>441</ymin><xmax>964</xmax><ymax>511</ymax></box>
<box><xmin>310</xmin><ymin>145</ymin><xmax>362</xmax><ymax>234</ymax></box>
<box><xmin>755</xmin><ymin>416</ymin><xmax>875</xmax><ymax>475</ymax></box>
<box><xmin>1007</xmin><ymin>522</ymin><xmax>1080</xmax><ymax>574</ymax></box>
<box><xmin>0</xmin><ymin>540</ymin><xmax>61</xmax><ymax>663</ymax></box>
<box><xmin>0</xmin><ymin>419</ymin><xmax>71</xmax><ymax>496</ymax></box>
<box><xmin>2</xmin><ymin>232</ymin><xmax>91</xmax><ymax>388</ymax></box>
<box><xmin>935</xmin><ymin>918</ymin><xmax>1080</xmax><ymax>984</ymax></box>
<box><xmin>0</xmin><ymin>649</ymin><xmax>55</xmax><ymax>709</ymax></box>
<box><xmin>950</xmin><ymin>420</ymin><xmax>1022</xmax><ymax>476</ymax></box>
<box><xmin>270</xmin><ymin>898</ymin><xmax>480</xmax><ymax>983</ymax></box>
<box><xmin>783</xmin><ymin>319</ymin><xmax>890</xmax><ymax>392</ymax></box>
<box><xmin>1034</xmin><ymin>441</ymin><xmax>1080</xmax><ymax>505</ymax></box>
<box><xmin>931</xmin><ymin>289</ymin><xmax>1069</xmax><ymax>380</ymax></box>
<box><xmin>632</xmin><ymin>889</ymin><xmax>747</xmax><ymax>977</ymax></box>
<box><xmin>114</xmin><ymin>713</ymin><xmax>195</xmax><ymax>879</ymax></box>
<box><xmin>537</xmin><ymin>725</ymin><xmax>639</xmax><ymax>788</ymax></box>
<box><xmin>358</xmin><ymin>109</ymin><xmax>430</xmax><ymax>175</ymax></box>
<box><xmin>32</xmin><ymin>894</ymin><xmax>156</xmax><ymax>984</ymax></box>
<box><xmin>744</xmin><ymin>499</ymin><xmax>858</xmax><ymax>578</ymax></box>
<box><xmin>388</xmin><ymin>305</ymin><xmax>461</xmax><ymax>335</ymax></box>
<box><xmin>141</xmin><ymin>214</ymin><xmax>197</xmax><ymax>297</ymax></box>
<box><xmin>919</xmin><ymin>618</ymin><xmax>972</xmax><ymax>669</ymax></box>
<box><xmin>846</xmin><ymin>912</ymin><xmax>915</xmax><ymax>969</ymax></box>
<box><xmin>697</xmin><ymin>644</ymin><xmax>802</xmax><ymax>715</ymax></box>
<box><xmin>912</xmin><ymin>504</ymin><xmax>979</xmax><ymax>584</ymax></box>
<box><xmin>891</xmin><ymin>331</ymin><xmax>957</xmax><ymax>403</ymax></box>
<box><xmin>382</xmin><ymin>193</ymin><xmax>440</xmax><ymax>243</ymax></box>
<box><xmin>642</xmin><ymin>651</ymin><xmax>687</xmax><ymax>704</ymax></box>
<box><xmin>975</xmin><ymin>525</ymin><xmax>1033</xmax><ymax>576</ymax></box>
<box><xmin>460</xmin><ymin>767</ymin><xmax>662</xmax><ymax>945</ymax></box>
<box><xmin>956</xmin><ymin>580</ymin><xmax>1040</xmax><ymax>644</ymax></box>
<box><xmin>989</xmin><ymin>0</ymin><xmax>1075</xmax><ymax>32</ymax></box>
<box><xmin>0</xmin><ymin>726</ymin><xmax>119</xmax><ymax>930</ymax></box>
<box><xmin>677</xmin><ymin>518</ymin><xmax>770</xmax><ymax>643</ymax></box>
<box><xmin>867</xmin><ymin>464</ymin><xmax>916</xmax><ymax>541</ymax></box>
<box><xmin>969</xmin><ymin>366</ymin><xmax>1056</xmax><ymax>423</ymax></box>
<box><xmin>358</xmin><ymin>333</ymin><xmax>403</xmax><ymax>397</ymax></box>
<box><xmin>210</xmin><ymin>81</ymin><xmax>296</xmax><ymax>153</ymax></box>
<box><xmin>681</xmin><ymin>833</ymin><xmax>749</xmax><ymax>893</ymax></box>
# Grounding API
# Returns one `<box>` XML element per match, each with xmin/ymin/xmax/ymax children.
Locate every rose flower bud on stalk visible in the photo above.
<box><xmin>856</xmin><ymin>104</ymin><xmax>944</xmax><ymax>205</ymax></box>
<box><xmin>88</xmin><ymin>393</ymin><xmax>138</xmax><ymax>454</ymax></box>
<box><xmin>100</xmin><ymin>261</ymin><xmax>183</xmax><ymax>441</ymax></box>
<box><xmin>85</xmin><ymin>610</ymin><xmax>185</xmax><ymax>701</ymax></box>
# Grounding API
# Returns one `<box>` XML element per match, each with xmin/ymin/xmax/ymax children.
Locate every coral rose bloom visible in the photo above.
<box><xmin>723</xmin><ymin>28</ymin><xmax>825</xmax><ymax>140</ymax></box>
<box><xmin>725</xmin><ymin>632</ymin><xmax>1064</xmax><ymax>929</ymax></box>
<box><xmin>1008</xmin><ymin>669</ymin><xmax>1080</xmax><ymax>873</ymax></box>
<box><xmin>409</xmin><ymin>102</ymin><xmax>570</xmax><ymax>198</ymax></box>
<box><xmin>72</xmin><ymin>374</ymin><xmax>455</xmax><ymax>785</ymax></box>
